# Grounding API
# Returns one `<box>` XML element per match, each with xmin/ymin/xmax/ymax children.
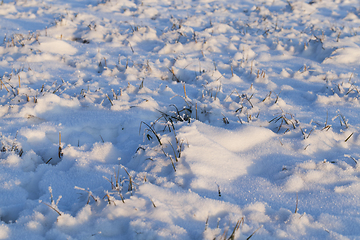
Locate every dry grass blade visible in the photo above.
<box><xmin>161</xmin><ymin>147</ymin><xmax>176</xmax><ymax>172</ymax></box>
<box><xmin>246</xmin><ymin>225</ymin><xmax>263</xmax><ymax>240</ymax></box>
<box><xmin>41</xmin><ymin>201</ymin><xmax>62</xmax><ymax>216</ymax></box>
<box><xmin>244</xmin><ymin>93</ymin><xmax>254</xmax><ymax>108</ymax></box>
<box><xmin>345</xmin><ymin>132</ymin><xmax>354</xmax><ymax>142</ymax></box>
<box><xmin>300</xmin><ymin>127</ymin><xmax>306</xmax><ymax>139</ymax></box>
<box><xmin>300</xmin><ymin>127</ymin><xmax>313</xmax><ymax>139</ymax></box>
<box><xmin>195</xmin><ymin>103</ymin><xmax>198</xmax><ymax>120</ymax></box>
<box><xmin>114</xmin><ymin>167</ymin><xmax>120</xmax><ymax>189</ymax></box>
<box><xmin>116</xmin><ymin>188</ymin><xmax>125</xmax><ymax>203</ymax></box>
<box><xmin>58</xmin><ymin>131</ymin><xmax>63</xmax><ymax>158</ymax></box>
<box><xmin>269</xmin><ymin>116</ymin><xmax>281</xmax><ymax>123</ymax></box>
<box><xmin>18</xmin><ymin>75</ymin><xmax>21</xmax><ymax>95</ymax></box>
<box><xmin>150</xmin><ymin>199</ymin><xmax>156</xmax><ymax>208</ymax></box>
<box><xmin>53</xmin><ymin>83</ymin><xmax>64</xmax><ymax>94</ymax></box>
<box><xmin>222</xmin><ymin>114</ymin><xmax>229</xmax><ymax>124</ymax></box>
<box><xmin>262</xmin><ymin>91</ymin><xmax>272</xmax><ymax>102</ymax></box>
<box><xmin>333</xmin><ymin>113</ymin><xmax>349</xmax><ymax>128</ymax></box>
<box><xmin>169</xmin><ymin>67</ymin><xmax>180</xmax><ymax>82</ymax></box>
<box><xmin>106</xmin><ymin>94</ymin><xmax>113</xmax><ymax>106</ymax></box>
<box><xmin>168</xmin><ymin>141</ymin><xmax>179</xmax><ymax>162</ymax></box>
<box><xmin>345</xmin><ymin>84</ymin><xmax>358</xmax><ymax>95</ymax></box>
<box><xmin>111</xmin><ymin>89</ymin><xmax>118</xmax><ymax>99</ymax></box>
<box><xmin>227</xmin><ymin>218</ymin><xmax>244</xmax><ymax>240</ymax></box>
<box><xmin>183</xmin><ymin>83</ymin><xmax>187</xmax><ymax>99</ymax></box>
<box><xmin>340</xmin><ymin>114</ymin><xmax>348</xmax><ymax>128</ymax></box>
<box><xmin>0</xmin><ymin>79</ymin><xmax>9</xmax><ymax>92</ymax></box>
<box><xmin>128</xmin><ymin>40</ymin><xmax>134</xmax><ymax>53</ymax></box>
<box><xmin>274</xmin><ymin>91</ymin><xmax>281</xmax><ymax>103</ymax></box>
<box><xmin>344</xmin><ymin>154</ymin><xmax>358</xmax><ymax>164</ymax></box>
<box><xmin>6</xmin><ymin>82</ymin><xmax>17</xmax><ymax>96</ymax></box>
<box><xmin>306</xmin><ymin>128</ymin><xmax>314</xmax><ymax>138</ymax></box>
<box><xmin>322</xmin><ymin>125</ymin><xmax>331</xmax><ymax>131</ymax></box>
<box><xmin>204</xmin><ymin>216</ymin><xmax>209</xmax><ymax>230</ymax></box>
<box><xmin>103</xmin><ymin>192</ymin><xmax>116</xmax><ymax>205</ymax></box>
<box><xmin>140</xmin><ymin>121</ymin><xmax>162</xmax><ymax>145</ymax></box>
<box><xmin>224</xmin><ymin>89</ymin><xmax>240</xmax><ymax>102</ymax></box>
<box><xmin>123</xmin><ymin>167</ymin><xmax>133</xmax><ymax>191</ymax></box>
<box><xmin>46</xmin><ymin>157</ymin><xmax>53</xmax><ymax>164</ymax></box>
<box><xmin>139</xmin><ymin>79</ymin><xmax>144</xmax><ymax>89</ymax></box>
<box><xmin>217</xmin><ymin>184</ymin><xmax>221</xmax><ymax>197</ymax></box>
<box><xmin>167</xmin><ymin>104</ymin><xmax>192</xmax><ymax>122</ymax></box>
<box><xmin>321</xmin><ymin>112</ymin><xmax>331</xmax><ymax>131</ymax></box>
<box><xmin>103</xmin><ymin>176</ymin><xmax>115</xmax><ymax>189</ymax></box>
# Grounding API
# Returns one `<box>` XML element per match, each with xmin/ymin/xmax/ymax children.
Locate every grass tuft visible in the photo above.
<box><xmin>269</xmin><ymin>110</ymin><xmax>298</xmax><ymax>133</ymax></box>
<box><xmin>103</xmin><ymin>165</ymin><xmax>126</xmax><ymax>203</ymax></box>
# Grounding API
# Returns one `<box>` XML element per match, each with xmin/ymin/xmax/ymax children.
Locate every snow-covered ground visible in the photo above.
<box><xmin>1</xmin><ymin>0</ymin><xmax>360</xmax><ymax>239</ymax></box>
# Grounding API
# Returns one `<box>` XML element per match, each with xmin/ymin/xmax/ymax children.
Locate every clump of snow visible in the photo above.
<box><xmin>0</xmin><ymin>224</ymin><xmax>9</xmax><ymax>239</ymax></box>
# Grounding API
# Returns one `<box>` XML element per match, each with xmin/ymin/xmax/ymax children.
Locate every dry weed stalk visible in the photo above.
<box><xmin>58</xmin><ymin>132</ymin><xmax>63</xmax><ymax>158</ymax></box>
<box><xmin>183</xmin><ymin>83</ymin><xmax>187</xmax><ymax>99</ymax></box>
<box><xmin>169</xmin><ymin>67</ymin><xmax>180</xmax><ymax>82</ymax></box>
<box><xmin>123</xmin><ymin>167</ymin><xmax>133</xmax><ymax>192</ymax></box>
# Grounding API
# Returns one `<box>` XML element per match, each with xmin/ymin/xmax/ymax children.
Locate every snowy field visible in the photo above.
<box><xmin>1</xmin><ymin>0</ymin><xmax>360</xmax><ymax>239</ymax></box>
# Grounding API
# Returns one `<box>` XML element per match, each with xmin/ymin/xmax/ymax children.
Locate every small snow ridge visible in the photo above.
<box><xmin>179</xmin><ymin>122</ymin><xmax>276</xmax><ymax>189</ymax></box>
<box><xmin>194</xmin><ymin>122</ymin><xmax>276</xmax><ymax>152</ymax></box>
<box><xmin>36</xmin><ymin>37</ymin><xmax>77</xmax><ymax>55</ymax></box>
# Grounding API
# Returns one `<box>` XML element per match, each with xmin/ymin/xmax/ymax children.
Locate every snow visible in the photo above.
<box><xmin>1</xmin><ymin>0</ymin><xmax>360</xmax><ymax>239</ymax></box>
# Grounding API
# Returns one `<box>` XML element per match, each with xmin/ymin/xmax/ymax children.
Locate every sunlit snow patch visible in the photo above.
<box><xmin>36</xmin><ymin>37</ymin><xmax>77</xmax><ymax>55</ymax></box>
<box><xmin>178</xmin><ymin>122</ymin><xmax>276</xmax><ymax>189</ymax></box>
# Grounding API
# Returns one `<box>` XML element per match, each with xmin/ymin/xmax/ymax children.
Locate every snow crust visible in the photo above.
<box><xmin>1</xmin><ymin>0</ymin><xmax>360</xmax><ymax>239</ymax></box>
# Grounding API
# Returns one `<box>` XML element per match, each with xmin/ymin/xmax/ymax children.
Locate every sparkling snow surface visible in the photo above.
<box><xmin>1</xmin><ymin>0</ymin><xmax>360</xmax><ymax>239</ymax></box>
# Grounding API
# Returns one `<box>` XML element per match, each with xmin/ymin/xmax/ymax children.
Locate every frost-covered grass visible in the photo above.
<box><xmin>1</xmin><ymin>0</ymin><xmax>360</xmax><ymax>239</ymax></box>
